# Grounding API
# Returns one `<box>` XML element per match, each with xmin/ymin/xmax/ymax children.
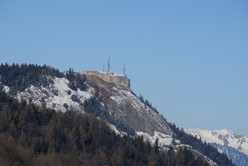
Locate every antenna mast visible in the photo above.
<box><xmin>107</xmin><ymin>56</ymin><xmax>111</xmax><ymax>73</ymax></box>
<box><xmin>123</xmin><ymin>64</ymin><xmax>126</xmax><ymax>76</ymax></box>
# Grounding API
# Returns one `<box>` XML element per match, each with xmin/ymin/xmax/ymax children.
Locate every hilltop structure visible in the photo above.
<box><xmin>83</xmin><ymin>57</ymin><xmax>130</xmax><ymax>89</ymax></box>
<box><xmin>83</xmin><ymin>70</ymin><xmax>131</xmax><ymax>90</ymax></box>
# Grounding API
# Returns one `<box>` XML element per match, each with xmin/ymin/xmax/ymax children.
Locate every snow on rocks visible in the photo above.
<box><xmin>137</xmin><ymin>131</ymin><xmax>173</xmax><ymax>147</ymax></box>
<box><xmin>110</xmin><ymin>86</ymin><xmax>173</xmax><ymax>136</ymax></box>
<box><xmin>3</xmin><ymin>85</ymin><xmax>10</xmax><ymax>93</ymax></box>
<box><xmin>17</xmin><ymin>76</ymin><xmax>94</xmax><ymax>112</ymax></box>
<box><xmin>107</xmin><ymin>123</ymin><xmax>128</xmax><ymax>136</ymax></box>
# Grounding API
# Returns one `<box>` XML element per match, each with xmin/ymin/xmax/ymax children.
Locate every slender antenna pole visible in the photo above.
<box><xmin>123</xmin><ymin>64</ymin><xmax>126</xmax><ymax>75</ymax></box>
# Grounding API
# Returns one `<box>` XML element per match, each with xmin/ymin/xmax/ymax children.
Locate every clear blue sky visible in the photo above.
<box><xmin>1</xmin><ymin>1</ymin><xmax>248</xmax><ymax>134</ymax></box>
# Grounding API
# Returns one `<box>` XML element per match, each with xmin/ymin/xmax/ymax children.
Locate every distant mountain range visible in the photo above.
<box><xmin>185</xmin><ymin>129</ymin><xmax>248</xmax><ymax>166</ymax></box>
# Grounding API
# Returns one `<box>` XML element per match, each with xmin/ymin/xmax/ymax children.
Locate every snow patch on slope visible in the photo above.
<box><xmin>110</xmin><ymin>87</ymin><xmax>141</xmax><ymax>109</ymax></box>
<box><xmin>17</xmin><ymin>76</ymin><xmax>94</xmax><ymax>112</ymax></box>
<box><xmin>137</xmin><ymin>131</ymin><xmax>173</xmax><ymax>147</ymax></box>
<box><xmin>3</xmin><ymin>85</ymin><xmax>10</xmax><ymax>93</ymax></box>
<box><xmin>107</xmin><ymin>123</ymin><xmax>128</xmax><ymax>136</ymax></box>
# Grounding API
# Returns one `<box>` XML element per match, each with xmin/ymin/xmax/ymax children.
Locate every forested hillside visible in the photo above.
<box><xmin>0</xmin><ymin>63</ymin><xmax>87</xmax><ymax>95</ymax></box>
<box><xmin>0</xmin><ymin>92</ymin><xmax>210</xmax><ymax>166</ymax></box>
<box><xmin>0</xmin><ymin>63</ymin><xmax>235</xmax><ymax>165</ymax></box>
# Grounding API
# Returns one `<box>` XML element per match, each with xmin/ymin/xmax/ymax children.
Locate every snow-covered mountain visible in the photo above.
<box><xmin>2</xmin><ymin>72</ymin><xmax>174</xmax><ymax>147</ymax></box>
<box><xmin>185</xmin><ymin>129</ymin><xmax>248</xmax><ymax>166</ymax></box>
<box><xmin>0</xmin><ymin>64</ymin><xmax>235</xmax><ymax>165</ymax></box>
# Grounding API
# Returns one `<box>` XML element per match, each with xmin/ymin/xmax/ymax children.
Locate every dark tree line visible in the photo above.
<box><xmin>0</xmin><ymin>92</ymin><xmax>210</xmax><ymax>166</ymax></box>
<box><xmin>0</xmin><ymin>63</ymin><xmax>88</xmax><ymax>94</ymax></box>
<box><xmin>138</xmin><ymin>94</ymin><xmax>158</xmax><ymax>113</ymax></box>
<box><xmin>65</xmin><ymin>67</ymin><xmax>88</xmax><ymax>91</ymax></box>
<box><xmin>0</xmin><ymin>63</ymin><xmax>63</xmax><ymax>94</ymax></box>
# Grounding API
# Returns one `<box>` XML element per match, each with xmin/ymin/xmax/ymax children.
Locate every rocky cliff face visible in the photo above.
<box><xmin>80</xmin><ymin>74</ymin><xmax>174</xmax><ymax>146</ymax></box>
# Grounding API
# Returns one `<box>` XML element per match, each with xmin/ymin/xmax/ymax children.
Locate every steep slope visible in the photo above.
<box><xmin>185</xmin><ymin>129</ymin><xmax>248</xmax><ymax>166</ymax></box>
<box><xmin>84</xmin><ymin>74</ymin><xmax>173</xmax><ymax>146</ymax></box>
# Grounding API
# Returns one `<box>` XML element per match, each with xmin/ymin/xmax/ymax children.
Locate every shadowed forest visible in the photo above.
<box><xmin>0</xmin><ymin>92</ymin><xmax>209</xmax><ymax>166</ymax></box>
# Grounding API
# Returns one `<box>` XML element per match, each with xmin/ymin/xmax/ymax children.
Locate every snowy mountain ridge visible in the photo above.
<box><xmin>185</xmin><ymin>129</ymin><xmax>248</xmax><ymax>155</ymax></box>
<box><xmin>185</xmin><ymin>128</ymin><xmax>248</xmax><ymax>166</ymax></box>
